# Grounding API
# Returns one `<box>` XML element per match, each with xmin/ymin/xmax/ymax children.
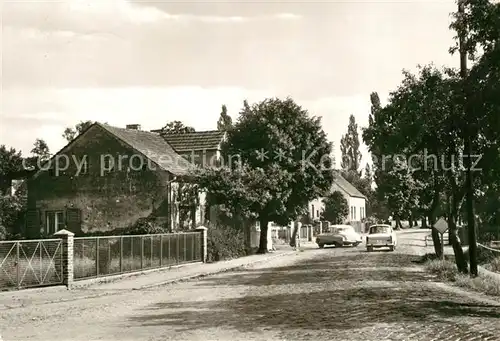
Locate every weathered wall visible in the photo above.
<box><xmin>308</xmin><ymin>198</ymin><xmax>325</xmax><ymax>221</ymax></box>
<box><xmin>179</xmin><ymin>150</ymin><xmax>218</xmax><ymax>168</ymax></box>
<box><xmin>26</xmin><ymin>125</ymin><xmax>172</xmax><ymax>237</ymax></box>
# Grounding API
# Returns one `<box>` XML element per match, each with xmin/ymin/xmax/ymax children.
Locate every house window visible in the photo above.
<box><xmin>354</xmin><ymin>207</ymin><xmax>356</xmax><ymax>220</ymax></box>
<box><xmin>311</xmin><ymin>204</ymin><xmax>315</xmax><ymax>218</ymax></box>
<box><xmin>46</xmin><ymin>211</ymin><xmax>64</xmax><ymax>235</ymax></box>
<box><xmin>103</xmin><ymin>158</ymin><xmax>114</xmax><ymax>172</ymax></box>
<box><xmin>316</xmin><ymin>210</ymin><xmax>319</xmax><ymax>218</ymax></box>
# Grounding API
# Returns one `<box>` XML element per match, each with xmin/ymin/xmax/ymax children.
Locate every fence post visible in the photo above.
<box><xmin>159</xmin><ymin>235</ymin><xmax>163</xmax><ymax>267</ymax></box>
<box><xmin>54</xmin><ymin>229</ymin><xmax>74</xmax><ymax>290</ymax></box>
<box><xmin>16</xmin><ymin>242</ymin><xmax>20</xmax><ymax>289</ymax></box>
<box><xmin>195</xmin><ymin>226</ymin><xmax>207</xmax><ymax>262</ymax></box>
<box><xmin>120</xmin><ymin>237</ymin><xmax>123</xmax><ymax>273</ymax></box>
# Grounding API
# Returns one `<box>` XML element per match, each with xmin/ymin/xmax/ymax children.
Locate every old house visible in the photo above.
<box><xmin>330</xmin><ymin>173</ymin><xmax>367</xmax><ymax>223</ymax></box>
<box><xmin>25</xmin><ymin>123</ymin><xmax>205</xmax><ymax>238</ymax></box>
<box><xmin>307</xmin><ymin>173</ymin><xmax>366</xmax><ymax>225</ymax></box>
<box><xmin>154</xmin><ymin>129</ymin><xmax>227</xmax><ymax>224</ymax></box>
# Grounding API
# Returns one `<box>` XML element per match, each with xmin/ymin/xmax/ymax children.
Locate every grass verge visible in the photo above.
<box><xmin>423</xmin><ymin>254</ymin><xmax>500</xmax><ymax>297</ymax></box>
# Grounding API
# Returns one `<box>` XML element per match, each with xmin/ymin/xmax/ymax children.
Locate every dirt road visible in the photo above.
<box><xmin>1</xmin><ymin>232</ymin><xmax>499</xmax><ymax>341</ymax></box>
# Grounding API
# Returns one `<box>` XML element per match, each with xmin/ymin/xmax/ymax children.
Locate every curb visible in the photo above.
<box><xmin>0</xmin><ymin>250</ymin><xmax>296</xmax><ymax>310</ymax></box>
<box><xmin>136</xmin><ymin>250</ymin><xmax>296</xmax><ymax>289</ymax></box>
<box><xmin>478</xmin><ymin>264</ymin><xmax>500</xmax><ymax>282</ymax></box>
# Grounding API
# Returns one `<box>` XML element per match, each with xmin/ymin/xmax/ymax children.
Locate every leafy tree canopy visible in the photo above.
<box><xmin>194</xmin><ymin>97</ymin><xmax>334</xmax><ymax>252</ymax></box>
<box><xmin>217</xmin><ymin>105</ymin><xmax>233</xmax><ymax>131</ymax></box>
<box><xmin>321</xmin><ymin>191</ymin><xmax>349</xmax><ymax>224</ymax></box>
<box><xmin>161</xmin><ymin>120</ymin><xmax>195</xmax><ymax>134</ymax></box>
<box><xmin>62</xmin><ymin>120</ymin><xmax>94</xmax><ymax>142</ymax></box>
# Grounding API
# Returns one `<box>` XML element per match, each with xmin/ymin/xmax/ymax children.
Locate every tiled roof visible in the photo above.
<box><xmin>333</xmin><ymin>172</ymin><xmax>366</xmax><ymax>199</ymax></box>
<box><xmin>159</xmin><ymin>130</ymin><xmax>225</xmax><ymax>152</ymax></box>
<box><xmin>100</xmin><ymin>124</ymin><xmax>194</xmax><ymax>176</ymax></box>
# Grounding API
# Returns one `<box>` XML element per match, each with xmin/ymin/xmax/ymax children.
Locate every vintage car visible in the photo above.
<box><xmin>316</xmin><ymin>225</ymin><xmax>362</xmax><ymax>248</ymax></box>
<box><xmin>366</xmin><ymin>224</ymin><xmax>397</xmax><ymax>252</ymax></box>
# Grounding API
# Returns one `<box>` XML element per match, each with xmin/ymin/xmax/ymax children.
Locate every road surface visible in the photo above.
<box><xmin>1</xmin><ymin>231</ymin><xmax>499</xmax><ymax>341</ymax></box>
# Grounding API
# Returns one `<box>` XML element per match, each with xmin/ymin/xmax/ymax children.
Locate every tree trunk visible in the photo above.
<box><xmin>448</xmin><ymin>211</ymin><xmax>468</xmax><ymax>273</ymax></box>
<box><xmin>257</xmin><ymin>216</ymin><xmax>269</xmax><ymax>254</ymax></box>
<box><xmin>447</xmin><ymin>173</ymin><xmax>468</xmax><ymax>273</ymax></box>
<box><xmin>290</xmin><ymin>222</ymin><xmax>299</xmax><ymax>247</ymax></box>
<box><xmin>422</xmin><ymin>217</ymin><xmax>427</xmax><ymax>229</ymax></box>
<box><xmin>243</xmin><ymin>220</ymin><xmax>252</xmax><ymax>254</ymax></box>
<box><xmin>409</xmin><ymin>218</ymin><xmax>414</xmax><ymax>228</ymax></box>
<box><xmin>429</xmin><ymin>215</ymin><xmax>442</xmax><ymax>258</ymax></box>
<box><xmin>394</xmin><ymin>216</ymin><xmax>402</xmax><ymax>229</ymax></box>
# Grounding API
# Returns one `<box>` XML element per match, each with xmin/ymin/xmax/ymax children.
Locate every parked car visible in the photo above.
<box><xmin>316</xmin><ymin>224</ymin><xmax>362</xmax><ymax>248</ymax></box>
<box><xmin>366</xmin><ymin>224</ymin><xmax>397</xmax><ymax>252</ymax></box>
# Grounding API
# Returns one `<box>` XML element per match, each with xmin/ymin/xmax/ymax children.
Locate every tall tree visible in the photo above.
<box><xmin>195</xmin><ymin>97</ymin><xmax>334</xmax><ymax>253</ymax></box>
<box><xmin>363</xmin><ymin>64</ymin><xmax>470</xmax><ymax>269</ymax></box>
<box><xmin>0</xmin><ymin>146</ymin><xmax>24</xmax><ymax>195</ymax></box>
<box><xmin>340</xmin><ymin>114</ymin><xmax>362</xmax><ymax>177</ymax></box>
<box><xmin>161</xmin><ymin>120</ymin><xmax>195</xmax><ymax>134</ymax></box>
<box><xmin>364</xmin><ymin>163</ymin><xmax>373</xmax><ymax>185</ymax></box>
<box><xmin>24</xmin><ymin>138</ymin><xmax>51</xmax><ymax>170</ymax></box>
<box><xmin>321</xmin><ymin>191</ymin><xmax>349</xmax><ymax>224</ymax></box>
<box><xmin>62</xmin><ymin>120</ymin><xmax>94</xmax><ymax>142</ymax></box>
<box><xmin>31</xmin><ymin>139</ymin><xmax>50</xmax><ymax>162</ymax></box>
<box><xmin>217</xmin><ymin>105</ymin><xmax>233</xmax><ymax>131</ymax></box>
<box><xmin>0</xmin><ymin>145</ymin><xmax>25</xmax><ymax>238</ymax></box>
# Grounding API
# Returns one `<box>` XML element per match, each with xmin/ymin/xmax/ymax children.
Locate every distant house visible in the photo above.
<box><xmin>331</xmin><ymin>173</ymin><xmax>367</xmax><ymax>223</ymax></box>
<box><xmin>307</xmin><ymin>173</ymin><xmax>367</xmax><ymax>224</ymax></box>
<box><xmin>25</xmin><ymin>123</ymin><xmax>223</xmax><ymax>238</ymax></box>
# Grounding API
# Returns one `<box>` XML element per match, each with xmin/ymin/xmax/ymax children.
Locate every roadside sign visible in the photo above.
<box><xmin>433</xmin><ymin>218</ymin><xmax>449</xmax><ymax>234</ymax></box>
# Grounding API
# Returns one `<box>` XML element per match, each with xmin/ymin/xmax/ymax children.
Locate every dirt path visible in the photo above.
<box><xmin>1</xmin><ymin>236</ymin><xmax>499</xmax><ymax>341</ymax></box>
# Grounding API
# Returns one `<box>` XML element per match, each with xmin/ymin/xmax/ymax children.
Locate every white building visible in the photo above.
<box><xmin>308</xmin><ymin>173</ymin><xmax>367</xmax><ymax>224</ymax></box>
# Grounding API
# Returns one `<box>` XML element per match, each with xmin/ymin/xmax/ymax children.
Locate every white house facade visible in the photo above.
<box><xmin>330</xmin><ymin>174</ymin><xmax>366</xmax><ymax>223</ymax></box>
<box><xmin>309</xmin><ymin>173</ymin><xmax>367</xmax><ymax>224</ymax></box>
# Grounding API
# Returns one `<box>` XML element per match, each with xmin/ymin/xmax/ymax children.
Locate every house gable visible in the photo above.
<box><xmin>332</xmin><ymin>173</ymin><xmax>366</xmax><ymax>200</ymax></box>
<box><xmin>30</xmin><ymin>123</ymin><xmax>193</xmax><ymax>182</ymax></box>
<box><xmin>26</xmin><ymin>124</ymin><xmax>183</xmax><ymax>237</ymax></box>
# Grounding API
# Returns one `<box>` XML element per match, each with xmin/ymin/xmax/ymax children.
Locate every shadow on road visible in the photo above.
<box><xmin>128</xmin><ymin>286</ymin><xmax>500</xmax><ymax>336</ymax></box>
<box><xmin>128</xmin><ymin>251</ymin><xmax>500</xmax><ymax>339</ymax></box>
<box><xmin>192</xmin><ymin>253</ymin><xmax>435</xmax><ymax>287</ymax></box>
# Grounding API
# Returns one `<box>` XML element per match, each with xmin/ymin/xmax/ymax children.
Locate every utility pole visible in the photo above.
<box><xmin>458</xmin><ymin>0</ymin><xmax>478</xmax><ymax>277</ymax></box>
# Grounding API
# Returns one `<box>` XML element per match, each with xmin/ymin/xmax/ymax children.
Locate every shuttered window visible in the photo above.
<box><xmin>66</xmin><ymin>207</ymin><xmax>82</xmax><ymax>233</ymax></box>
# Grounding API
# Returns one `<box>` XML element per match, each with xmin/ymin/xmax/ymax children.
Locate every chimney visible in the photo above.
<box><xmin>126</xmin><ymin>124</ymin><xmax>141</xmax><ymax>130</ymax></box>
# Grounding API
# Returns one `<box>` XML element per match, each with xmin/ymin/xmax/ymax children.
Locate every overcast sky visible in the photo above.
<box><xmin>1</xmin><ymin>0</ymin><xmax>459</xmax><ymax>167</ymax></box>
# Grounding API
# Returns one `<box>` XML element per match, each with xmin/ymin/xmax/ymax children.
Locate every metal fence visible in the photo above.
<box><xmin>73</xmin><ymin>232</ymin><xmax>202</xmax><ymax>280</ymax></box>
<box><xmin>0</xmin><ymin>239</ymin><xmax>63</xmax><ymax>290</ymax></box>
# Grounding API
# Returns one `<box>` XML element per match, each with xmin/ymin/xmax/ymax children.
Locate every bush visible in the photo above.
<box><xmin>124</xmin><ymin>217</ymin><xmax>168</xmax><ymax>235</ymax></box>
<box><xmin>423</xmin><ymin>256</ymin><xmax>500</xmax><ymax>297</ymax></box>
<box><xmin>0</xmin><ymin>222</ymin><xmax>7</xmax><ymax>240</ymax></box>
<box><xmin>455</xmin><ymin>273</ymin><xmax>500</xmax><ymax>296</ymax></box>
<box><xmin>487</xmin><ymin>257</ymin><xmax>500</xmax><ymax>273</ymax></box>
<box><xmin>425</xmin><ymin>259</ymin><xmax>457</xmax><ymax>281</ymax></box>
<box><xmin>206</xmin><ymin>224</ymin><xmax>247</xmax><ymax>262</ymax></box>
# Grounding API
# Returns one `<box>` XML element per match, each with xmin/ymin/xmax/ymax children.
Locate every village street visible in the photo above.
<box><xmin>1</xmin><ymin>231</ymin><xmax>500</xmax><ymax>341</ymax></box>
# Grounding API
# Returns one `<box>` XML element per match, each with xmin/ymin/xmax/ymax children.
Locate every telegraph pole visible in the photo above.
<box><xmin>458</xmin><ymin>0</ymin><xmax>478</xmax><ymax>277</ymax></box>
